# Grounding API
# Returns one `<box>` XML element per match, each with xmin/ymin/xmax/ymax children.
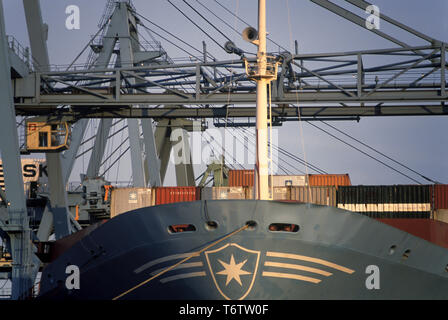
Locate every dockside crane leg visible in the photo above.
<box><xmin>0</xmin><ymin>0</ymin><xmax>40</xmax><ymax>300</ymax></box>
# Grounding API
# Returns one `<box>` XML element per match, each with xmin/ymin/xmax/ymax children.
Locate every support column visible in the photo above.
<box><xmin>117</xmin><ymin>3</ymin><xmax>147</xmax><ymax>187</ymax></box>
<box><xmin>82</xmin><ymin>6</ymin><xmax>120</xmax><ymax>181</ymax></box>
<box><xmin>0</xmin><ymin>0</ymin><xmax>39</xmax><ymax>299</ymax></box>
<box><xmin>46</xmin><ymin>154</ymin><xmax>71</xmax><ymax>238</ymax></box>
<box><xmin>23</xmin><ymin>0</ymin><xmax>75</xmax><ymax>239</ymax></box>
<box><xmin>62</xmin><ymin>119</ymin><xmax>88</xmax><ymax>183</ymax></box>
<box><xmin>86</xmin><ymin>119</ymin><xmax>113</xmax><ymax>178</ymax></box>
<box><xmin>171</xmin><ymin>120</ymin><xmax>195</xmax><ymax>186</ymax></box>
<box><xmin>142</xmin><ymin>119</ymin><xmax>162</xmax><ymax>187</ymax></box>
<box><xmin>155</xmin><ymin>119</ymin><xmax>172</xmax><ymax>185</ymax></box>
<box><xmin>441</xmin><ymin>43</ymin><xmax>446</xmax><ymax>98</ymax></box>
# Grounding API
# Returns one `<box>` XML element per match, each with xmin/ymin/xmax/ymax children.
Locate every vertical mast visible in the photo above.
<box><xmin>254</xmin><ymin>0</ymin><xmax>270</xmax><ymax>200</ymax></box>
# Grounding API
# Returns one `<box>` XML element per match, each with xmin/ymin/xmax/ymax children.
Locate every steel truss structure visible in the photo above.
<box><xmin>14</xmin><ymin>43</ymin><xmax>448</xmax><ymax>120</ymax></box>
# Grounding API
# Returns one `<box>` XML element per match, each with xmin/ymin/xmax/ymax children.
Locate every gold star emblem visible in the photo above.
<box><xmin>216</xmin><ymin>254</ymin><xmax>252</xmax><ymax>286</ymax></box>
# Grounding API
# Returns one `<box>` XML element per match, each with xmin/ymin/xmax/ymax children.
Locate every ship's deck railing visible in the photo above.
<box><xmin>67</xmin><ymin>180</ymin><xmax>133</xmax><ymax>192</ymax></box>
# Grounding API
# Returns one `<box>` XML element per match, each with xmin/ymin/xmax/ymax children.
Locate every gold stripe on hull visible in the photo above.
<box><xmin>262</xmin><ymin>271</ymin><xmax>321</xmax><ymax>283</ymax></box>
<box><xmin>266</xmin><ymin>251</ymin><xmax>355</xmax><ymax>274</ymax></box>
<box><xmin>264</xmin><ymin>261</ymin><xmax>332</xmax><ymax>276</ymax></box>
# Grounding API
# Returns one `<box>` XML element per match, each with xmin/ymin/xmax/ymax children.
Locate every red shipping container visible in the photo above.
<box><xmin>432</xmin><ymin>185</ymin><xmax>448</xmax><ymax>210</ymax></box>
<box><xmin>155</xmin><ymin>187</ymin><xmax>200</xmax><ymax>205</ymax></box>
<box><xmin>228</xmin><ymin>170</ymin><xmax>254</xmax><ymax>187</ymax></box>
<box><xmin>308</xmin><ymin>174</ymin><xmax>351</xmax><ymax>188</ymax></box>
<box><xmin>377</xmin><ymin>218</ymin><xmax>448</xmax><ymax>249</ymax></box>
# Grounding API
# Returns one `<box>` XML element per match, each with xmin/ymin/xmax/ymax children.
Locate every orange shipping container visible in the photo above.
<box><xmin>308</xmin><ymin>174</ymin><xmax>351</xmax><ymax>188</ymax></box>
<box><xmin>155</xmin><ymin>187</ymin><xmax>200</xmax><ymax>205</ymax></box>
<box><xmin>228</xmin><ymin>170</ymin><xmax>254</xmax><ymax>187</ymax></box>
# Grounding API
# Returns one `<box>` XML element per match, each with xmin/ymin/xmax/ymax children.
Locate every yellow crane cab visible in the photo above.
<box><xmin>26</xmin><ymin>121</ymin><xmax>71</xmax><ymax>152</ymax></box>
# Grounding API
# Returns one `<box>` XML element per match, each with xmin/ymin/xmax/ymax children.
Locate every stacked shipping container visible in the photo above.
<box><xmin>308</xmin><ymin>174</ymin><xmax>351</xmax><ymax>188</ymax></box>
<box><xmin>110</xmin><ymin>187</ymin><xmax>200</xmax><ymax>218</ymax></box>
<box><xmin>110</xmin><ymin>188</ymin><xmax>153</xmax><ymax>218</ymax></box>
<box><xmin>201</xmin><ymin>187</ymin><xmax>246</xmax><ymax>200</ymax></box>
<box><xmin>245</xmin><ymin>186</ymin><xmax>337</xmax><ymax>206</ymax></box>
<box><xmin>432</xmin><ymin>185</ymin><xmax>448</xmax><ymax>210</ymax></box>
<box><xmin>108</xmin><ymin>182</ymin><xmax>448</xmax><ymax>221</ymax></box>
<box><xmin>291</xmin><ymin>186</ymin><xmax>337</xmax><ymax>207</ymax></box>
<box><xmin>227</xmin><ymin>170</ymin><xmax>351</xmax><ymax>188</ymax></box>
<box><xmin>154</xmin><ymin>187</ymin><xmax>200</xmax><ymax>205</ymax></box>
<box><xmin>271</xmin><ymin>175</ymin><xmax>307</xmax><ymax>187</ymax></box>
<box><xmin>0</xmin><ymin>158</ymin><xmax>47</xmax><ymax>197</ymax></box>
<box><xmin>228</xmin><ymin>170</ymin><xmax>254</xmax><ymax>187</ymax></box>
<box><xmin>245</xmin><ymin>187</ymin><xmax>292</xmax><ymax>201</ymax></box>
<box><xmin>432</xmin><ymin>185</ymin><xmax>448</xmax><ymax>223</ymax></box>
<box><xmin>337</xmin><ymin>185</ymin><xmax>431</xmax><ymax>218</ymax></box>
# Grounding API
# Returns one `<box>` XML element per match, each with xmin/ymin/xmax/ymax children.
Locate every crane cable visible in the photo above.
<box><xmin>236</xmin><ymin>125</ymin><xmax>327</xmax><ymax>174</ymax></box>
<box><xmin>133</xmin><ymin>9</ymin><xmax>229</xmax><ymax>83</ymax></box>
<box><xmin>282</xmin><ymin>1</ymin><xmax>423</xmax><ymax>185</ymax></box>
<box><xmin>219</xmin><ymin>0</ymin><xmax>241</xmax><ymax>186</ymax></box>
<box><xmin>133</xmin><ymin>11</ymin><xmax>213</xmax><ymax>61</ymax></box>
<box><xmin>319</xmin><ymin>121</ymin><xmax>437</xmax><ymax>184</ymax></box>
<box><xmin>231</xmin><ymin>125</ymin><xmax>293</xmax><ymax>175</ymax></box>
<box><xmin>112</xmin><ymin>223</ymin><xmax>250</xmax><ymax>300</ymax></box>
<box><xmin>203</xmin><ymin>130</ymin><xmax>241</xmax><ymax>170</ymax></box>
<box><xmin>306</xmin><ymin>122</ymin><xmax>423</xmax><ymax>184</ymax></box>
<box><xmin>166</xmin><ymin>0</ymin><xmax>227</xmax><ymax>52</ymax></box>
<box><xmin>231</xmin><ymin>124</ymin><xmax>308</xmax><ymax>175</ymax></box>
<box><xmin>181</xmin><ymin>0</ymin><xmax>232</xmax><ymax>42</ymax></box>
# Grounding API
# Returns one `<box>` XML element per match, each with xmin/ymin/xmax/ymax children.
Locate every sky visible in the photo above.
<box><xmin>2</xmin><ymin>0</ymin><xmax>448</xmax><ymax>186</ymax></box>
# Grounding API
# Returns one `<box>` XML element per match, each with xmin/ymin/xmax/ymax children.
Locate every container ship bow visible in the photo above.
<box><xmin>37</xmin><ymin>0</ymin><xmax>448</xmax><ymax>300</ymax></box>
<box><xmin>38</xmin><ymin>199</ymin><xmax>448</xmax><ymax>300</ymax></box>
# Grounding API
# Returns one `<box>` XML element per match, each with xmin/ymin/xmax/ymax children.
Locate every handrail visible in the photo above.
<box><xmin>6</xmin><ymin>35</ymin><xmax>37</xmax><ymax>70</ymax></box>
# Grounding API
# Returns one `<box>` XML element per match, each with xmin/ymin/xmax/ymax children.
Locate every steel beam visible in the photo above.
<box><xmin>62</xmin><ymin>119</ymin><xmax>89</xmax><ymax>183</ymax></box>
<box><xmin>23</xmin><ymin>0</ymin><xmax>77</xmax><ymax>240</ymax></box>
<box><xmin>36</xmin><ymin>204</ymin><xmax>53</xmax><ymax>241</ymax></box>
<box><xmin>0</xmin><ymin>0</ymin><xmax>38</xmax><ymax>300</ymax></box>
<box><xmin>117</xmin><ymin>3</ymin><xmax>146</xmax><ymax>187</ymax></box>
<box><xmin>310</xmin><ymin>0</ymin><xmax>415</xmax><ymax>50</ymax></box>
<box><xmin>154</xmin><ymin>119</ymin><xmax>172</xmax><ymax>184</ymax></box>
<box><xmin>16</xmin><ymin>89</ymin><xmax>448</xmax><ymax>107</ymax></box>
<box><xmin>15</xmin><ymin>104</ymin><xmax>448</xmax><ymax>120</ymax></box>
<box><xmin>344</xmin><ymin>0</ymin><xmax>440</xmax><ymax>44</ymax></box>
<box><xmin>86</xmin><ymin>119</ymin><xmax>114</xmax><ymax>178</ymax></box>
<box><xmin>171</xmin><ymin>120</ymin><xmax>195</xmax><ymax>186</ymax></box>
<box><xmin>81</xmin><ymin>3</ymin><xmax>125</xmax><ymax>182</ymax></box>
<box><xmin>23</xmin><ymin>0</ymin><xmax>49</xmax><ymax>71</ymax></box>
<box><xmin>14</xmin><ymin>44</ymin><xmax>447</xmax><ymax>115</ymax></box>
<box><xmin>142</xmin><ymin>119</ymin><xmax>162</xmax><ymax>187</ymax></box>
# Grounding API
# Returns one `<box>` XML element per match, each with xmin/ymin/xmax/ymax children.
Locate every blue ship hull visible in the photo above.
<box><xmin>38</xmin><ymin>200</ymin><xmax>448</xmax><ymax>299</ymax></box>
